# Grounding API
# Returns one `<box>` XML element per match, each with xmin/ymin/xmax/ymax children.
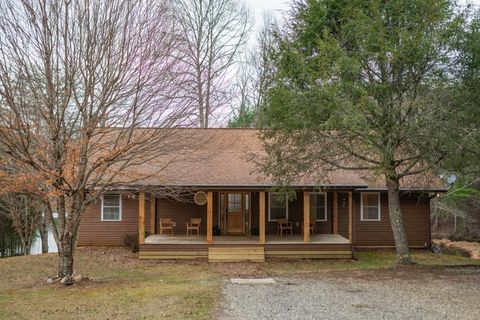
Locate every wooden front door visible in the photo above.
<box><xmin>226</xmin><ymin>193</ymin><xmax>244</xmax><ymax>234</ymax></box>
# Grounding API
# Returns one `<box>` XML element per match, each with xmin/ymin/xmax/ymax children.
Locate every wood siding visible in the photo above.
<box><xmin>156</xmin><ymin>195</ymin><xmax>207</xmax><ymax>236</ymax></box>
<box><xmin>78</xmin><ymin>190</ymin><xmax>431</xmax><ymax>249</ymax></box>
<box><xmin>353</xmin><ymin>193</ymin><xmax>430</xmax><ymax>247</ymax></box>
<box><xmin>264</xmin><ymin>192</ymin><xmax>332</xmax><ymax>235</ymax></box>
<box><xmin>78</xmin><ymin>195</ymin><xmax>151</xmax><ymax>246</ymax></box>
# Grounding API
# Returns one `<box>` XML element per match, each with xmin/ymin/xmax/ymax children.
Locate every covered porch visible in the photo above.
<box><xmin>145</xmin><ymin>234</ymin><xmax>350</xmax><ymax>245</ymax></box>
<box><xmin>137</xmin><ymin>190</ymin><xmax>354</xmax><ymax>261</ymax></box>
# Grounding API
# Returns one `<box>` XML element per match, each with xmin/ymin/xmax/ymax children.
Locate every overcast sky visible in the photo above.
<box><xmin>244</xmin><ymin>0</ymin><xmax>290</xmax><ymax>28</ymax></box>
<box><xmin>244</xmin><ymin>0</ymin><xmax>480</xmax><ymax>32</ymax></box>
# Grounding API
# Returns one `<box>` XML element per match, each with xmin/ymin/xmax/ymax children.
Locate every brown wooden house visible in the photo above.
<box><xmin>77</xmin><ymin>129</ymin><xmax>445</xmax><ymax>261</ymax></box>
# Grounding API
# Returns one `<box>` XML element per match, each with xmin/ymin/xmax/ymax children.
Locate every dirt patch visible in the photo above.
<box><xmin>433</xmin><ymin>239</ymin><xmax>480</xmax><ymax>259</ymax></box>
<box><xmin>208</xmin><ymin>261</ymin><xmax>269</xmax><ymax>278</ymax></box>
<box><xmin>329</xmin><ymin>265</ymin><xmax>480</xmax><ymax>283</ymax></box>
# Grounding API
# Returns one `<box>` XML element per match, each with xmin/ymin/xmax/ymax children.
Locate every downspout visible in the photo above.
<box><xmin>352</xmin><ymin>191</ymin><xmax>357</xmax><ymax>260</ymax></box>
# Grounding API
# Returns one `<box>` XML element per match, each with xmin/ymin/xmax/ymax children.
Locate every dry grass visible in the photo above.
<box><xmin>1</xmin><ymin>247</ymin><xmax>479</xmax><ymax>320</ymax></box>
<box><xmin>0</xmin><ymin>248</ymin><xmax>220</xmax><ymax>320</ymax></box>
<box><xmin>259</xmin><ymin>249</ymin><xmax>480</xmax><ymax>275</ymax></box>
<box><xmin>433</xmin><ymin>239</ymin><xmax>480</xmax><ymax>259</ymax></box>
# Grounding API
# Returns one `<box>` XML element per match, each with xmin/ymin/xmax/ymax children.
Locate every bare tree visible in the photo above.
<box><xmin>0</xmin><ymin>0</ymin><xmax>191</xmax><ymax>281</ymax></box>
<box><xmin>39</xmin><ymin>213</ymin><xmax>49</xmax><ymax>254</ymax></box>
<box><xmin>0</xmin><ymin>193</ymin><xmax>43</xmax><ymax>255</ymax></box>
<box><xmin>228</xmin><ymin>13</ymin><xmax>277</xmax><ymax>128</ymax></box>
<box><xmin>173</xmin><ymin>0</ymin><xmax>253</xmax><ymax>127</ymax></box>
<box><xmin>228</xmin><ymin>51</ymin><xmax>256</xmax><ymax>127</ymax></box>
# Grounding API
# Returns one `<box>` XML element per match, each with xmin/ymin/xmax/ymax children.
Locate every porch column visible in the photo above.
<box><xmin>303</xmin><ymin>191</ymin><xmax>310</xmax><ymax>243</ymax></box>
<box><xmin>149</xmin><ymin>196</ymin><xmax>156</xmax><ymax>235</ymax></box>
<box><xmin>332</xmin><ymin>192</ymin><xmax>338</xmax><ymax>234</ymax></box>
<box><xmin>259</xmin><ymin>191</ymin><xmax>266</xmax><ymax>244</ymax></box>
<box><xmin>207</xmin><ymin>191</ymin><xmax>213</xmax><ymax>244</ymax></box>
<box><xmin>348</xmin><ymin>191</ymin><xmax>353</xmax><ymax>242</ymax></box>
<box><xmin>139</xmin><ymin>192</ymin><xmax>146</xmax><ymax>245</ymax></box>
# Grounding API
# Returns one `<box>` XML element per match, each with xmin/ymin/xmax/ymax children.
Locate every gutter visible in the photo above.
<box><xmin>354</xmin><ymin>188</ymin><xmax>448</xmax><ymax>193</ymax></box>
<box><xmin>124</xmin><ymin>184</ymin><xmax>370</xmax><ymax>191</ymax></box>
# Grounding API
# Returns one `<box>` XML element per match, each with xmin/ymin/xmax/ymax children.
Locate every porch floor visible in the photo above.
<box><xmin>144</xmin><ymin>234</ymin><xmax>350</xmax><ymax>245</ymax></box>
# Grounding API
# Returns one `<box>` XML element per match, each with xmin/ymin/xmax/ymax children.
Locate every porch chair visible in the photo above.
<box><xmin>159</xmin><ymin>218</ymin><xmax>176</xmax><ymax>236</ymax></box>
<box><xmin>302</xmin><ymin>222</ymin><xmax>315</xmax><ymax>235</ymax></box>
<box><xmin>186</xmin><ymin>218</ymin><xmax>202</xmax><ymax>236</ymax></box>
<box><xmin>277</xmin><ymin>218</ymin><xmax>293</xmax><ymax>236</ymax></box>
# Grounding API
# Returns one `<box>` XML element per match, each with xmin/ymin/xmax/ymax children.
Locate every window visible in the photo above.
<box><xmin>268</xmin><ymin>192</ymin><xmax>288</xmax><ymax>221</ymax></box>
<box><xmin>101</xmin><ymin>194</ymin><xmax>122</xmax><ymax>221</ymax></box>
<box><xmin>310</xmin><ymin>192</ymin><xmax>327</xmax><ymax>221</ymax></box>
<box><xmin>361</xmin><ymin>192</ymin><xmax>380</xmax><ymax>221</ymax></box>
<box><xmin>228</xmin><ymin>193</ymin><xmax>242</xmax><ymax>212</ymax></box>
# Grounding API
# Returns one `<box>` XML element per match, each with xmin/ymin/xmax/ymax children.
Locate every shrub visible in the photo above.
<box><xmin>124</xmin><ymin>233</ymin><xmax>139</xmax><ymax>253</ymax></box>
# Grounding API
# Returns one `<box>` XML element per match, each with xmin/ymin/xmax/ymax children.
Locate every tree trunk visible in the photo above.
<box><xmin>24</xmin><ymin>241</ymin><xmax>31</xmax><ymax>255</ymax></box>
<box><xmin>39</xmin><ymin>215</ymin><xmax>49</xmax><ymax>254</ymax></box>
<box><xmin>385</xmin><ymin>176</ymin><xmax>413</xmax><ymax>265</ymax></box>
<box><xmin>58</xmin><ymin>238</ymin><xmax>75</xmax><ymax>279</ymax></box>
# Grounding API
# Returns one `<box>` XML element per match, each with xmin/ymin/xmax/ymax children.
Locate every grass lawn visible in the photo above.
<box><xmin>0</xmin><ymin>247</ymin><xmax>478</xmax><ymax>320</ymax></box>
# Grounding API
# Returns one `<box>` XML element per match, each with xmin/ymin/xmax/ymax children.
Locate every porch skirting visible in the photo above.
<box><xmin>139</xmin><ymin>235</ymin><xmax>353</xmax><ymax>261</ymax></box>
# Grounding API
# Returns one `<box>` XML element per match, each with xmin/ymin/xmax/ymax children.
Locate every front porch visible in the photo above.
<box><xmin>137</xmin><ymin>190</ymin><xmax>355</xmax><ymax>261</ymax></box>
<box><xmin>145</xmin><ymin>234</ymin><xmax>350</xmax><ymax>245</ymax></box>
<box><xmin>140</xmin><ymin>234</ymin><xmax>353</xmax><ymax>261</ymax></box>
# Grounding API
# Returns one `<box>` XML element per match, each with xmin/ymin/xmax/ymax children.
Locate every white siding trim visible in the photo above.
<box><xmin>101</xmin><ymin>194</ymin><xmax>122</xmax><ymax>222</ymax></box>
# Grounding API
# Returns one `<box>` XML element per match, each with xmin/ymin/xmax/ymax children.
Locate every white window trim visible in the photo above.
<box><xmin>268</xmin><ymin>192</ymin><xmax>288</xmax><ymax>221</ymax></box>
<box><xmin>101</xmin><ymin>194</ymin><xmax>122</xmax><ymax>222</ymax></box>
<box><xmin>310</xmin><ymin>192</ymin><xmax>327</xmax><ymax>221</ymax></box>
<box><xmin>360</xmin><ymin>192</ymin><xmax>381</xmax><ymax>221</ymax></box>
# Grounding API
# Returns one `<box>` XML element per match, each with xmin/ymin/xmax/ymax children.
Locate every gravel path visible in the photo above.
<box><xmin>217</xmin><ymin>266</ymin><xmax>480</xmax><ymax>320</ymax></box>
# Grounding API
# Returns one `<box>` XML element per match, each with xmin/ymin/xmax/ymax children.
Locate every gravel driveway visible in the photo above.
<box><xmin>216</xmin><ymin>266</ymin><xmax>480</xmax><ymax>320</ymax></box>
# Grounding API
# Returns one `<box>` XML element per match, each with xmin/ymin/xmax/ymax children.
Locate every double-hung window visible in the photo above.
<box><xmin>268</xmin><ymin>192</ymin><xmax>288</xmax><ymax>221</ymax></box>
<box><xmin>361</xmin><ymin>192</ymin><xmax>380</xmax><ymax>221</ymax></box>
<box><xmin>310</xmin><ymin>192</ymin><xmax>327</xmax><ymax>221</ymax></box>
<box><xmin>101</xmin><ymin>194</ymin><xmax>122</xmax><ymax>221</ymax></box>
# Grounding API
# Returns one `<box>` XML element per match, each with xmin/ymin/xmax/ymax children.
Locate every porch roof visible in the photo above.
<box><xmin>125</xmin><ymin>128</ymin><xmax>446</xmax><ymax>192</ymax></box>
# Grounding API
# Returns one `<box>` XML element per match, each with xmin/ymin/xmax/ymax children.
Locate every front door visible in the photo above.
<box><xmin>226</xmin><ymin>193</ymin><xmax>244</xmax><ymax>234</ymax></box>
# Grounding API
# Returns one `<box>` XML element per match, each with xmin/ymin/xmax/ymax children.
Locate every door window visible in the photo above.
<box><xmin>228</xmin><ymin>193</ymin><xmax>241</xmax><ymax>212</ymax></box>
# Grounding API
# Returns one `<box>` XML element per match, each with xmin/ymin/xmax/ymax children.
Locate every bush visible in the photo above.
<box><xmin>124</xmin><ymin>233</ymin><xmax>139</xmax><ymax>253</ymax></box>
<box><xmin>123</xmin><ymin>231</ymin><xmax>152</xmax><ymax>253</ymax></box>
